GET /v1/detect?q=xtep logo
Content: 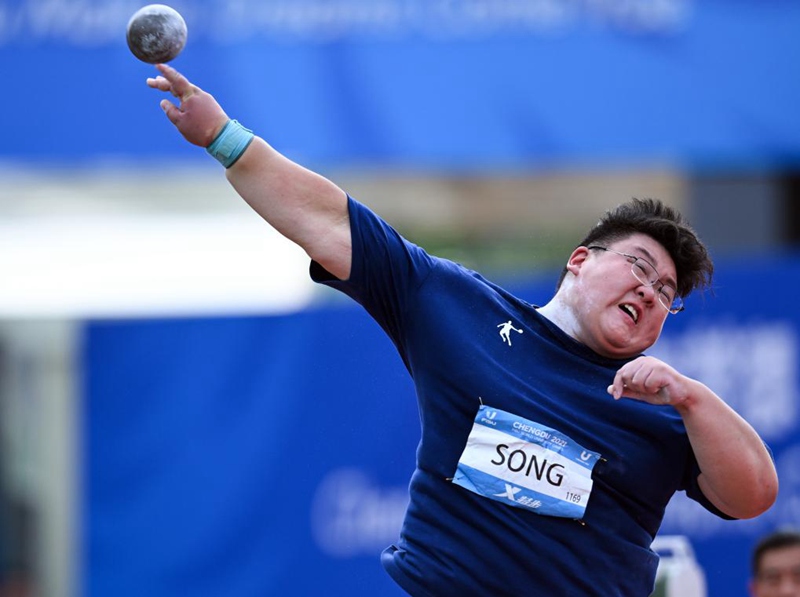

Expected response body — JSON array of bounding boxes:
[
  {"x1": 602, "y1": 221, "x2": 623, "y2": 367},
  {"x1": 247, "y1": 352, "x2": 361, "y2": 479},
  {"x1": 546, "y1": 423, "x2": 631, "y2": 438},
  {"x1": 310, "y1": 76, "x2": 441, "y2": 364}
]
[
  {"x1": 494, "y1": 483, "x2": 522, "y2": 502},
  {"x1": 497, "y1": 320, "x2": 523, "y2": 346}
]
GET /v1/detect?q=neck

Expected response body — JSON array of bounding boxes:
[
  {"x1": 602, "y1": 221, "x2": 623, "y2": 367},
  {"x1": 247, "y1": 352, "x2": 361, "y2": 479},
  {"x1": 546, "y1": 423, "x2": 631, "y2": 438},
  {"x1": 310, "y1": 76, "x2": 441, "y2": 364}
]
[{"x1": 537, "y1": 295, "x2": 581, "y2": 342}]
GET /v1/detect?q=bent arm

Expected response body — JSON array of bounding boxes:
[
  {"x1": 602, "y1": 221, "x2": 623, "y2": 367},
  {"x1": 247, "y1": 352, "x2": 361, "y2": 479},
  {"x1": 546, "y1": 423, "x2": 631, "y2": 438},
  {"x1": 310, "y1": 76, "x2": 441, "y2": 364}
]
[
  {"x1": 674, "y1": 380, "x2": 778, "y2": 519},
  {"x1": 147, "y1": 64, "x2": 351, "y2": 280},
  {"x1": 609, "y1": 356, "x2": 778, "y2": 519}
]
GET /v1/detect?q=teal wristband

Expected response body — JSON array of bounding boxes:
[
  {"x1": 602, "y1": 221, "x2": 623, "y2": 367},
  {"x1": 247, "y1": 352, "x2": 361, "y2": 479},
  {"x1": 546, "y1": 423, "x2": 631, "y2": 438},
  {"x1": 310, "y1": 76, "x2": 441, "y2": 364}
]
[{"x1": 206, "y1": 119, "x2": 255, "y2": 168}]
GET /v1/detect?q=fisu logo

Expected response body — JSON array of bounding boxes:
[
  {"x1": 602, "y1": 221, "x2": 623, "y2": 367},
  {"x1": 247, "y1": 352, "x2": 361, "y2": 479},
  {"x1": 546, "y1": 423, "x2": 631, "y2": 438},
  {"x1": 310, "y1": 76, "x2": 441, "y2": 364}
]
[{"x1": 481, "y1": 409, "x2": 499, "y2": 426}]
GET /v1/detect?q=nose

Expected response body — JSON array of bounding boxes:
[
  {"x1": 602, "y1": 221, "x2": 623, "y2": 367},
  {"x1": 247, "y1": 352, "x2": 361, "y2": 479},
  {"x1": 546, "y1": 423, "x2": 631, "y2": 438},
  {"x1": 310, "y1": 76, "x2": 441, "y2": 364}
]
[{"x1": 636, "y1": 283, "x2": 657, "y2": 304}]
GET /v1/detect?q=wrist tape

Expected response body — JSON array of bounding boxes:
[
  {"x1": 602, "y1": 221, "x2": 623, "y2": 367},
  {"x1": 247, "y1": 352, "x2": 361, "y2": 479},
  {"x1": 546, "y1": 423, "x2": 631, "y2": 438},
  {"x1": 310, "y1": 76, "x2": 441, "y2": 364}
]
[{"x1": 206, "y1": 119, "x2": 255, "y2": 168}]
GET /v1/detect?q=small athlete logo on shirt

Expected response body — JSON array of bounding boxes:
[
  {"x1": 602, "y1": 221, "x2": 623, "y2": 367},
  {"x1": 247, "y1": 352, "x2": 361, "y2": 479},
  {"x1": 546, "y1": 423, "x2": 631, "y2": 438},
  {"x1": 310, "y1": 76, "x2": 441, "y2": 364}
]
[{"x1": 497, "y1": 320, "x2": 523, "y2": 346}]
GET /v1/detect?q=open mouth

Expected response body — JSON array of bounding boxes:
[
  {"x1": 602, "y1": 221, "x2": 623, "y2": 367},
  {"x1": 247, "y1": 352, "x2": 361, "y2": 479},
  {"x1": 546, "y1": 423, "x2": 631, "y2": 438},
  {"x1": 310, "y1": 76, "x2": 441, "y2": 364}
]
[{"x1": 619, "y1": 303, "x2": 639, "y2": 323}]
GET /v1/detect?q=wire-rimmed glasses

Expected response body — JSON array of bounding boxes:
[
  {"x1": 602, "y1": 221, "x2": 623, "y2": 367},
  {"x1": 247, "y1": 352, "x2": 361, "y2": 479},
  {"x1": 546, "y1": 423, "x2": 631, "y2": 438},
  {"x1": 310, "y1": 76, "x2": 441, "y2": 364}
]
[{"x1": 587, "y1": 246, "x2": 684, "y2": 314}]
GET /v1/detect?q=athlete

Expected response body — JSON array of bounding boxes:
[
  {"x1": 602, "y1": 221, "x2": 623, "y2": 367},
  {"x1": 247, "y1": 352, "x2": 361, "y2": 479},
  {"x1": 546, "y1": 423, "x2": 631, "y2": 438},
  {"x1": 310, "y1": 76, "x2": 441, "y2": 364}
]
[{"x1": 147, "y1": 64, "x2": 778, "y2": 596}]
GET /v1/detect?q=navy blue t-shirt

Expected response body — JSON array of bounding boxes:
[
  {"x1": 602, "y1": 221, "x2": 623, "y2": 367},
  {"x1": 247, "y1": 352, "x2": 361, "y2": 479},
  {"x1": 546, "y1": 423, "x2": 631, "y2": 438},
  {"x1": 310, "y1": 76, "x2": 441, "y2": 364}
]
[{"x1": 312, "y1": 197, "x2": 730, "y2": 597}]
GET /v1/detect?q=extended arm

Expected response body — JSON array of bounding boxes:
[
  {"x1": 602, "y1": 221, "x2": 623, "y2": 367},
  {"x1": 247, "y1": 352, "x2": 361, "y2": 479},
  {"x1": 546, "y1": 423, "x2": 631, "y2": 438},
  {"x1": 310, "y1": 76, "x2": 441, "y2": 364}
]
[
  {"x1": 147, "y1": 64, "x2": 351, "y2": 280},
  {"x1": 609, "y1": 356, "x2": 778, "y2": 519}
]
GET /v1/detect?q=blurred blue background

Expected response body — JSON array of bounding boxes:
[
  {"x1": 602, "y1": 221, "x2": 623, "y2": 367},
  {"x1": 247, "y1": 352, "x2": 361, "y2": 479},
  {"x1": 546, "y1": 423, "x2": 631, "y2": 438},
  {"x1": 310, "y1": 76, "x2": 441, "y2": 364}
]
[
  {"x1": 1, "y1": 1, "x2": 800, "y2": 596},
  {"x1": 2, "y1": 0, "x2": 799, "y2": 170}
]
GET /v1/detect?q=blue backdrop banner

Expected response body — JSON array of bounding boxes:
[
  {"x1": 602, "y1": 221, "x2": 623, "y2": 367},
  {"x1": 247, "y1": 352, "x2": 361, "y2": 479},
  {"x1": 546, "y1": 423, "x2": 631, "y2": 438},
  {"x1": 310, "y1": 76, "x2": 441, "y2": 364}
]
[
  {"x1": 2, "y1": 0, "x2": 800, "y2": 169},
  {"x1": 83, "y1": 250, "x2": 800, "y2": 597}
]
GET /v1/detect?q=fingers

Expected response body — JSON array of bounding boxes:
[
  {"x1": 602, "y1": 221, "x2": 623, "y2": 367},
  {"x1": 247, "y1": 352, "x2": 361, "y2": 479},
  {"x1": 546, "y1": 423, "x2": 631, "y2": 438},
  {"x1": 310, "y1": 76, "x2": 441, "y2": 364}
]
[
  {"x1": 155, "y1": 63, "x2": 193, "y2": 100},
  {"x1": 608, "y1": 360, "x2": 642, "y2": 399},
  {"x1": 607, "y1": 377, "x2": 625, "y2": 400},
  {"x1": 146, "y1": 65, "x2": 196, "y2": 103},
  {"x1": 146, "y1": 75, "x2": 171, "y2": 91},
  {"x1": 159, "y1": 99, "x2": 181, "y2": 125},
  {"x1": 608, "y1": 357, "x2": 679, "y2": 404},
  {"x1": 610, "y1": 364, "x2": 649, "y2": 400},
  {"x1": 146, "y1": 64, "x2": 229, "y2": 147},
  {"x1": 608, "y1": 361, "x2": 637, "y2": 399},
  {"x1": 147, "y1": 64, "x2": 192, "y2": 126}
]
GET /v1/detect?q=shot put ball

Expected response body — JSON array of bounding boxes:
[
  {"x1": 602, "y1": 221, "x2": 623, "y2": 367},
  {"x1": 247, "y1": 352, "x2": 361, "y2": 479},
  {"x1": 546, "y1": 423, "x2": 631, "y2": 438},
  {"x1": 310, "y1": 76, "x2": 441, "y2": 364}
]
[{"x1": 126, "y1": 4, "x2": 187, "y2": 64}]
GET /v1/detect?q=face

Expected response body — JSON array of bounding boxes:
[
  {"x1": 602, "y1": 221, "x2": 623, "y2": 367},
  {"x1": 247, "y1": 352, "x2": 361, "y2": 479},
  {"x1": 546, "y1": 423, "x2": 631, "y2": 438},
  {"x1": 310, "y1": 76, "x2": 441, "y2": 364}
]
[
  {"x1": 562, "y1": 233, "x2": 676, "y2": 359},
  {"x1": 751, "y1": 545, "x2": 800, "y2": 597}
]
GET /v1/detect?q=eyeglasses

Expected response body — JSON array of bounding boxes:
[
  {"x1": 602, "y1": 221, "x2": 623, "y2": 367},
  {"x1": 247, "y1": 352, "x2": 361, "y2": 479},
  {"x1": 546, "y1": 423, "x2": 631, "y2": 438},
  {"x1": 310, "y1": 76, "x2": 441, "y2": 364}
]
[{"x1": 587, "y1": 246, "x2": 684, "y2": 314}]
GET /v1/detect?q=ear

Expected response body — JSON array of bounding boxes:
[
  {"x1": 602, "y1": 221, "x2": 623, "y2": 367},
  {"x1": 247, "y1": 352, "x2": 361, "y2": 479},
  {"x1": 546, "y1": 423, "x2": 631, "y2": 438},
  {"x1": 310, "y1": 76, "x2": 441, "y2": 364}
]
[{"x1": 565, "y1": 246, "x2": 591, "y2": 277}]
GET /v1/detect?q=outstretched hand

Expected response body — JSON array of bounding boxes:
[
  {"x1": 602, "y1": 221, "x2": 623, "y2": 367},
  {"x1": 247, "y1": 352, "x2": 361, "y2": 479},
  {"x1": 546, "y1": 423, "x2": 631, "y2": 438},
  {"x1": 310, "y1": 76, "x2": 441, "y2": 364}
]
[
  {"x1": 607, "y1": 355, "x2": 691, "y2": 408},
  {"x1": 146, "y1": 64, "x2": 229, "y2": 147}
]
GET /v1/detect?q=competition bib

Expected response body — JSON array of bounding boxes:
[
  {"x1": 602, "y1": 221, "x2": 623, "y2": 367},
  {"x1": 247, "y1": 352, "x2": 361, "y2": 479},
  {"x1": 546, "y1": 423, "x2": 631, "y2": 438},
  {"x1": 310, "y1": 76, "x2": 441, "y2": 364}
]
[{"x1": 452, "y1": 405, "x2": 601, "y2": 519}]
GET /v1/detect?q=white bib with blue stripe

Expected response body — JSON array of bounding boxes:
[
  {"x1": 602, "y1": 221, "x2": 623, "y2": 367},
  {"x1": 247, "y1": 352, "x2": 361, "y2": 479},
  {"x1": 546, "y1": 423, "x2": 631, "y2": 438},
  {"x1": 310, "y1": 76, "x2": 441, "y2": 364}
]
[{"x1": 453, "y1": 405, "x2": 601, "y2": 519}]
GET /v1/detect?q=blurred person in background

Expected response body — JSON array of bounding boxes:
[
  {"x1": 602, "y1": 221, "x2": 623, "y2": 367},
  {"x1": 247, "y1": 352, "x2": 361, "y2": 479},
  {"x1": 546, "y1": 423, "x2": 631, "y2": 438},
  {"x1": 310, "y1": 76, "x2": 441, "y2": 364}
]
[
  {"x1": 146, "y1": 64, "x2": 778, "y2": 597},
  {"x1": 750, "y1": 529, "x2": 800, "y2": 597}
]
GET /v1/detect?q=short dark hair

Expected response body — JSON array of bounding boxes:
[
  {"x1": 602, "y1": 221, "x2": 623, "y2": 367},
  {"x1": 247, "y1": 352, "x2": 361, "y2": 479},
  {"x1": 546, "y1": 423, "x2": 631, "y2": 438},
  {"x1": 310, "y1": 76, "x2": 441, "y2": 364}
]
[
  {"x1": 556, "y1": 198, "x2": 713, "y2": 297},
  {"x1": 752, "y1": 529, "x2": 800, "y2": 577}
]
